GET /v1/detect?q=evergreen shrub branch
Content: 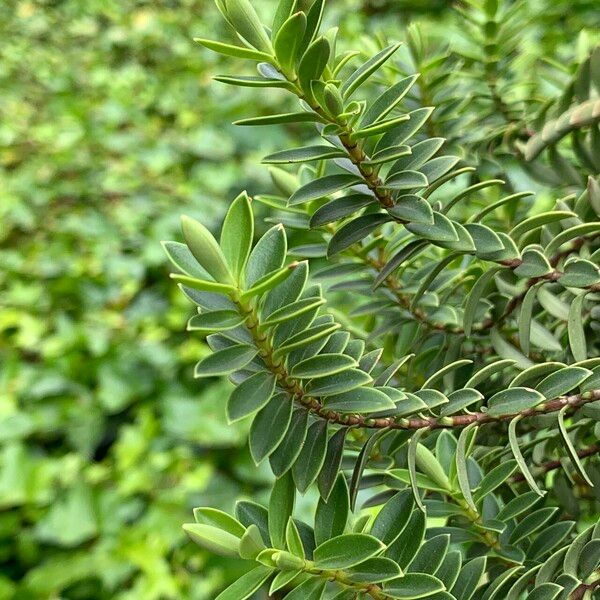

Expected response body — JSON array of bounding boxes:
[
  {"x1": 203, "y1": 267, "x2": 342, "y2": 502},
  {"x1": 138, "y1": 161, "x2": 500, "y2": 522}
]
[{"x1": 163, "y1": 1, "x2": 600, "y2": 598}]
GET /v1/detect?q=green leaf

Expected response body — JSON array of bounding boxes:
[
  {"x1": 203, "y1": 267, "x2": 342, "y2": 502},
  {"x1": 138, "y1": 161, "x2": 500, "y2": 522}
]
[
  {"x1": 317, "y1": 427, "x2": 348, "y2": 500},
  {"x1": 245, "y1": 224, "x2": 287, "y2": 288},
  {"x1": 239, "y1": 524, "x2": 266, "y2": 559},
  {"x1": 263, "y1": 297, "x2": 326, "y2": 327},
  {"x1": 183, "y1": 523, "x2": 240, "y2": 556},
  {"x1": 420, "y1": 156, "x2": 460, "y2": 182},
  {"x1": 365, "y1": 145, "x2": 412, "y2": 166},
  {"x1": 497, "y1": 491, "x2": 542, "y2": 521},
  {"x1": 391, "y1": 138, "x2": 445, "y2": 172},
  {"x1": 193, "y1": 508, "x2": 246, "y2": 537},
  {"x1": 376, "y1": 107, "x2": 434, "y2": 151},
  {"x1": 509, "y1": 508, "x2": 557, "y2": 544},
  {"x1": 313, "y1": 533, "x2": 385, "y2": 569},
  {"x1": 214, "y1": 75, "x2": 294, "y2": 89},
  {"x1": 389, "y1": 195, "x2": 434, "y2": 224},
  {"x1": 513, "y1": 249, "x2": 552, "y2": 278},
  {"x1": 456, "y1": 425, "x2": 477, "y2": 513},
  {"x1": 227, "y1": 372, "x2": 277, "y2": 423},
  {"x1": 508, "y1": 416, "x2": 545, "y2": 496},
  {"x1": 451, "y1": 557, "x2": 487, "y2": 600},
  {"x1": 384, "y1": 573, "x2": 445, "y2": 599},
  {"x1": 270, "y1": 408, "x2": 309, "y2": 476},
  {"x1": 370, "y1": 490, "x2": 414, "y2": 546},
  {"x1": 286, "y1": 518, "x2": 305, "y2": 558},
  {"x1": 463, "y1": 267, "x2": 502, "y2": 336},
  {"x1": 409, "y1": 534, "x2": 450, "y2": 574},
  {"x1": 386, "y1": 509, "x2": 425, "y2": 568},
  {"x1": 323, "y1": 387, "x2": 395, "y2": 412},
  {"x1": 407, "y1": 429, "x2": 426, "y2": 512},
  {"x1": 315, "y1": 473, "x2": 349, "y2": 546},
  {"x1": 162, "y1": 241, "x2": 211, "y2": 279},
  {"x1": 263, "y1": 145, "x2": 346, "y2": 164},
  {"x1": 509, "y1": 211, "x2": 577, "y2": 240},
  {"x1": 235, "y1": 500, "x2": 270, "y2": 545},
  {"x1": 181, "y1": 215, "x2": 233, "y2": 284},
  {"x1": 271, "y1": 0, "x2": 295, "y2": 39},
  {"x1": 214, "y1": 566, "x2": 274, "y2": 600},
  {"x1": 187, "y1": 310, "x2": 245, "y2": 334},
  {"x1": 354, "y1": 115, "x2": 411, "y2": 139},
  {"x1": 384, "y1": 170, "x2": 428, "y2": 191},
  {"x1": 282, "y1": 578, "x2": 326, "y2": 600},
  {"x1": 474, "y1": 461, "x2": 518, "y2": 500},
  {"x1": 406, "y1": 211, "x2": 458, "y2": 243},
  {"x1": 249, "y1": 393, "x2": 294, "y2": 464},
  {"x1": 327, "y1": 214, "x2": 390, "y2": 256},
  {"x1": 220, "y1": 192, "x2": 254, "y2": 281},
  {"x1": 269, "y1": 570, "x2": 302, "y2": 594},
  {"x1": 310, "y1": 194, "x2": 375, "y2": 228},
  {"x1": 544, "y1": 222, "x2": 600, "y2": 255},
  {"x1": 415, "y1": 443, "x2": 451, "y2": 491},
  {"x1": 291, "y1": 354, "x2": 357, "y2": 378},
  {"x1": 342, "y1": 43, "x2": 402, "y2": 98},
  {"x1": 568, "y1": 292, "x2": 588, "y2": 361},
  {"x1": 346, "y1": 557, "x2": 403, "y2": 583},
  {"x1": 292, "y1": 420, "x2": 328, "y2": 493},
  {"x1": 224, "y1": 0, "x2": 273, "y2": 53},
  {"x1": 536, "y1": 366, "x2": 592, "y2": 398},
  {"x1": 463, "y1": 223, "x2": 505, "y2": 254},
  {"x1": 361, "y1": 75, "x2": 419, "y2": 126},
  {"x1": 487, "y1": 387, "x2": 545, "y2": 417},
  {"x1": 274, "y1": 11, "x2": 306, "y2": 75},
  {"x1": 558, "y1": 405, "x2": 594, "y2": 486},
  {"x1": 518, "y1": 282, "x2": 542, "y2": 357},
  {"x1": 234, "y1": 111, "x2": 325, "y2": 126},
  {"x1": 241, "y1": 263, "x2": 297, "y2": 300},
  {"x1": 435, "y1": 551, "x2": 462, "y2": 591},
  {"x1": 440, "y1": 388, "x2": 483, "y2": 416},
  {"x1": 305, "y1": 369, "x2": 372, "y2": 396},
  {"x1": 525, "y1": 583, "x2": 562, "y2": 600},
  {"x1": 263, "y1": 260, "x2": 308, "y2": 317},
  {"x1": 298, "y1": 36, "x2": 330, "y2": 92},
  {"x1": 559, "y1": 258, "x2": 600, "y2": 287},
  {"x1": 289, "y1": 174, "x2": 363, "y2": 205},
  {"x1": 273, "y1": 322, "x2": 340, "y2": 359},
  {"x1": 269, "y1": 472, "x2": 295, "y2": 549},
  {"x1": 195, "y1": 38, "x2": 273, "y2": 61},
  {"x1": 194, "y1": 345, "x2": 257, "y2": 377},
  {"x1": 172, "y1": 274, "x2": 237, "y2": 295}
]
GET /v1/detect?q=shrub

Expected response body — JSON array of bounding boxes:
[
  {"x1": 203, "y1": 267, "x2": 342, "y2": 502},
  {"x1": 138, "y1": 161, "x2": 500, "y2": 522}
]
[{"x1": 166, "y1": 0, "x2": 600, "y2": 598}]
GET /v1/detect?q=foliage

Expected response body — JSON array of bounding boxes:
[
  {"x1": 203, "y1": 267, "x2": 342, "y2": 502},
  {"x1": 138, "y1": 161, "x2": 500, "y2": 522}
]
[{"x1": 168, "y1": 0, "x2": 600, "y2": 598}]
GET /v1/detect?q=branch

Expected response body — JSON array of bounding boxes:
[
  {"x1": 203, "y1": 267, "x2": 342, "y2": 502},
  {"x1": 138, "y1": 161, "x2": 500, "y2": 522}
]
[
  {"x1": 512, "y1": 444, "x2": 599, "y2": 482},
  {"x1": 237, "y1": 294, "x2": 600, "y2": 431}
]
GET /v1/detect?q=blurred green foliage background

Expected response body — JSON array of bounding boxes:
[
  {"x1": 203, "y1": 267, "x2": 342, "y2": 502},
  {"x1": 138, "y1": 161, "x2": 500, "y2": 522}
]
[{"x1": 1, "y1": 0, "x2": 598, "y2": 598}]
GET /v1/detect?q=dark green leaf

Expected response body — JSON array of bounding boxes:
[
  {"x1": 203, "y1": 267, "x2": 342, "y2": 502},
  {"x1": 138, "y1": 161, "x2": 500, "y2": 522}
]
[
  {"x1": 313, "y1": 533, "x2": 385, "y2": 569},
  {"x1": 250, "y1": 393, "x2": 294, "y2": 464},
  {"x1": 194, "y1": 345, "x2": 257, "y2": 377},
  {"x1": 292, "y1": 420, "x2": 328, "y2": 493}
]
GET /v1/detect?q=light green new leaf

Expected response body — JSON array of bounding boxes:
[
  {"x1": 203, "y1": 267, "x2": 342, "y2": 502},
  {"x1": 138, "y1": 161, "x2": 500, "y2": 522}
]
[
  {"x1": 224, "y1": 0, "x2": 273, "y2": 53},
  {"x1": 181, "y1": 215, "x2": 233, "y2": 284},
  {"x1": 220, "y1": 192, "x2": 254, "y2": 281},
  {"x1": 183, "y1": 523, "x2": 240, "y2": 556},
  {"x1": 215, "y1": 566, "x2": 274, "y2": 600}
]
